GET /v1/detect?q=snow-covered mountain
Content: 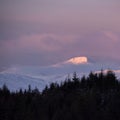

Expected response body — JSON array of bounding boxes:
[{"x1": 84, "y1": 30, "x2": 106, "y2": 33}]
[
  {"x1": 64, "y1": 56, "x2": 88, "y2": 64},
  {"x1": 0, "y1": 56, "x2": 120, "y2": 91},
  {"x1": 0, "y1": 73, "x2": 46, "y2": 91}
]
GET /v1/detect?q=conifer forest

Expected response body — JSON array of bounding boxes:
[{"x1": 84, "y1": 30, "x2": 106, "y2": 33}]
[{"x1": 0, "y1": 70, "x2": 120, "y2": 120}]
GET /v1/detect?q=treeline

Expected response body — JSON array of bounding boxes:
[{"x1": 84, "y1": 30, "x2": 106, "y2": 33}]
[{"x1": 0, "y1": 70, "x2": 120, "y2": 120}]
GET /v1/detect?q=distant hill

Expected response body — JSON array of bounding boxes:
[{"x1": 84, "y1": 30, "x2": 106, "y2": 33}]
[{"x1": 0, "y1": 56, "x2": 120, "y2": 91}]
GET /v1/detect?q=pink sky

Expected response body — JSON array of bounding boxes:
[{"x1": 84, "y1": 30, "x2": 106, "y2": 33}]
[{"x1": 0, "y1": 0, "x2": 120, "y2": 69}]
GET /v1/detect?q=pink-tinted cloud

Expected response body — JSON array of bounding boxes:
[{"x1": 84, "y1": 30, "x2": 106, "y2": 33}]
[
  {"x1": 0, "y1": 0, "x2": 120, "y2": 69},
  {"x1": 0, "y1": 31, "x2": 120, "y2": 68},
  {"x1": 1, "y1": 34, "x2": 78, "y2": 55},
  {"x1": 103, "y1": 31, "x2": 119, "y2": 42}
]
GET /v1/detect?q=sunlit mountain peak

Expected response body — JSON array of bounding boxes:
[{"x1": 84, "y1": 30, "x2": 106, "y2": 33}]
[{"x1": 66, "y1": 57, "x2": 88, "y2": 65}]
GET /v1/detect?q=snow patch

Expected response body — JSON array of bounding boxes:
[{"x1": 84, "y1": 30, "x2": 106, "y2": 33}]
[{"x1": 65, "y1": 57, "x2": 88, "y2": 65}]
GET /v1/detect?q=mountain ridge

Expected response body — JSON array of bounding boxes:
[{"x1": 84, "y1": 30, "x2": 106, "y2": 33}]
[{"x1": 0, "y1": 56, "x2": 120, "y2": 91}]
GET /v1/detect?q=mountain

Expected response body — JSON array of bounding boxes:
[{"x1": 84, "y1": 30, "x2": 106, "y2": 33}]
[
  {"x1": 0, "y1": 73, "x2": 46, "y2": 91},
  {"x1": 64, "y1": 56, "x2": 88, "y2": 64},
  {"x1": 0, "y1": 56, "x2": 120, "y2": 91},
  {"x1": 52, "y1": 56, "x2": 88, "y2": 67}
]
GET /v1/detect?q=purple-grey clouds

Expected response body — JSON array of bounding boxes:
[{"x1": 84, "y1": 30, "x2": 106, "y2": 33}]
[{"x1": 0, "y1": 0, "x2": 120, "y2": 70}]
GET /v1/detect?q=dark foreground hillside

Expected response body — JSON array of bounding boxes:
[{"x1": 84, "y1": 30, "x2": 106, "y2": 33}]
[{"x1": 0, "y1": 70, "x2": 120, "y2": 120}]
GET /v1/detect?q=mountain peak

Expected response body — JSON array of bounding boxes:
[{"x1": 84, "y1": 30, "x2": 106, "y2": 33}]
[{"x1": 66, "y1": 57, "x2": 88, "y2": 65}]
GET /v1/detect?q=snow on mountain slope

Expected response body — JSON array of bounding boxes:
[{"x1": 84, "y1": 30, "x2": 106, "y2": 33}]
[
  {"x1": 52, "y1": 56, "x2": 89, "y2": 67},
  {"x1": 0, "y1": 56, "x2": 120, "y2": 91},
  {"x1": 0, "y1": 66, "x2": 68, "y2": 91},
  {"x1": 65, "y1": 56, "x2": 88, "y2": 64},
  {"x1": 0, "y1": 73, "x2": 46, "y2": 91}
]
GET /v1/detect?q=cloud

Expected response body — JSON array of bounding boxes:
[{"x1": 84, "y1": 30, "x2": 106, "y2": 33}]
[
  {"x1": 0, "y1": 0, "x2": 120, "y2": 70},
  {"x1": 4, "y1": 34, "x2": 78, "y2": 53},
  {"x1": 103, "y1": 31, "x2": 119, "y2": 41},
  {"x1": 0, "y1": 31, "x2": 120, "y2": 68}
]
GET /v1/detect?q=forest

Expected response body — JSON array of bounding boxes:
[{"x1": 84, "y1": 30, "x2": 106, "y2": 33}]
[{"x1": 0, "y1": 70, "x2": 120, "y2": 120}]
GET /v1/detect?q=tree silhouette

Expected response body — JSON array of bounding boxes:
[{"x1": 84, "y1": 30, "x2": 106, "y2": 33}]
[{"x1": 0, "y1": 70, "x2": 120, "y2": 120}]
